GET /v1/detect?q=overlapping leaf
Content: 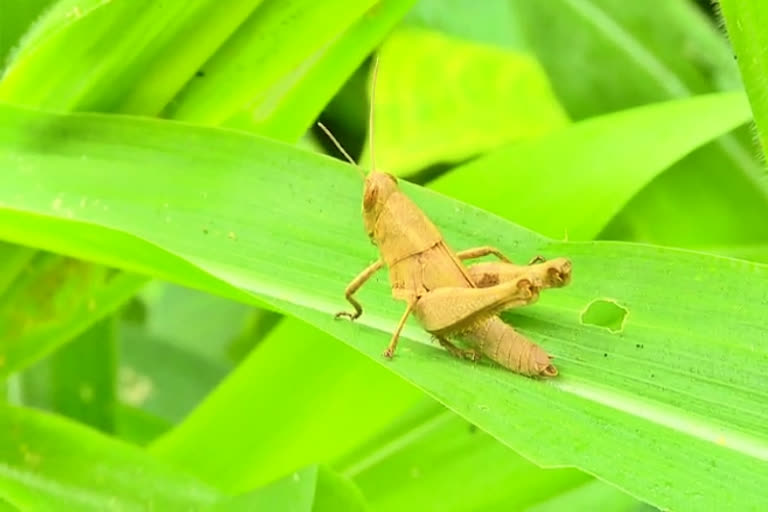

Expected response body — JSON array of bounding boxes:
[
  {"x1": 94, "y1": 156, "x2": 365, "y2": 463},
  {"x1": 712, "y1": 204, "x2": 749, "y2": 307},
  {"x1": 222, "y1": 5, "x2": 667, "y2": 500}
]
[
  {"x1": 720, "y1": 0, "x2": 768, "y2": 157},
  {"x1": 0, "y1": 104, "x2": 765, "y2": 509},
  {"x1": 0, "y1": 405, "x2": 220, "y2": 511}
]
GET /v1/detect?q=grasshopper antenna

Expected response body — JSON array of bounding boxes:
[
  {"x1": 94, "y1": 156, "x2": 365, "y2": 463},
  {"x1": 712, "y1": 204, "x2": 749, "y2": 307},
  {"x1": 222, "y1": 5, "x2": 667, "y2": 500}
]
[
  {"x1": 369, "y1": 54, "x2": 379, "y2": 173},
  {"x1": 316, "y1": 122, "x2": 364, "y2": 179},
  {"x1": 316, "y1": 53, "x2": 379, "y2": 180}
]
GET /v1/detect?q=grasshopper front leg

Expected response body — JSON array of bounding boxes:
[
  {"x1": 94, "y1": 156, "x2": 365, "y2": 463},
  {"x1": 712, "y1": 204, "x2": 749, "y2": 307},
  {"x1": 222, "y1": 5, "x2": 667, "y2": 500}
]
[{"x1": 335, "y1": 259, "x2": 383, "y2": 320}]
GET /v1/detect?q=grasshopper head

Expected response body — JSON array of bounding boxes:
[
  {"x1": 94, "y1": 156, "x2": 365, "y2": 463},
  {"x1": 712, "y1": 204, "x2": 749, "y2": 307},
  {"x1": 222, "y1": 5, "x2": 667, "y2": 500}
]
[{"x1": 362, "y1": 171, "x2": 399, "y2": 237}]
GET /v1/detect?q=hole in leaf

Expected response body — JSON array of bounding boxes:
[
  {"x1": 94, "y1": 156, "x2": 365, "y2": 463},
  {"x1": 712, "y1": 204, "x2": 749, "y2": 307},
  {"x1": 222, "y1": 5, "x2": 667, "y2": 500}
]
[{"x1": 580, "y1": 299, "x2": 628, "y2": 333}]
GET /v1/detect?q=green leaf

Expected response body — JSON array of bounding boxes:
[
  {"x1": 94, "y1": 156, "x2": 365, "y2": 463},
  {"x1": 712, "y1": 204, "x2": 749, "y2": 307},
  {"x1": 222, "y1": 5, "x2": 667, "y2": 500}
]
[
  {"x1": 269, "y1": 246, "x2": 768, "y2": 511},
  {"x1": 0, "y1": 0, "x2": 414, "y2": 392},
  {"x1": 1, "y1": 0, "x2": 257, "y2": 383},
  {"x1": 135, "y1": 281, "x2": 251, "y2": 365},
  {"x1": 696, "y1": 244, "x2": 768, "y2": 265},
  {"x1": 203, "y1": 465, "x2": 367, "y2": 512},
  {"x1": 505, "y1": 0, "x2": 768, "y2": 246},
  {"x1": 0, "y1": 404, "x2": 220, "y2": 511},
  {"x1": 0, "y1": 243, "x2": 35, "y2": 297},
  {"x1": 1, "y1": 0, "x2": 413, "y2": 140},
  {"x1": 220, "y1": 0, "x2": 418, "y2": 141},
  {"x1": 411, "y1": 1, "x2": 765, "y2": 247},
  {"x1": 340, "y1": 402, "x2": 597, "y2": 511},
  {"x1": 430, "y1": 92, "x2": 752, "y2": 239},
  {"x1": 509, "y1": 0, "x2": 742, "y2": 117},
  {"x1": 0, "y1": 252, "x2": 147, "y2": 379},
  {"x1": 525, "y1": 478, "x2": 655, "y2": 512},
  {"x1": 0, "y1": 104, "x2": 766, "y2": 510},
  {"x1": 225, "y1": 307, "x2": 283, "y2": 362},
  {"x1": 166, "y1": 0, "x2": 379, "y2": 126},
  {"x1": 18, "y1": 317, "x2": 117, "y2": 432},
  {"x1": 403, "y1": 0, "x2": 526, "y2": 49},
  {"x1": 0, "y1": 0, "x2": 54, "y2": 67},
  {"x1": 150, "y1": 319, "x2": 422, "y2": 492},
  {"x1": 0, "y1": 497, "x2": 20, "y2": 512},
  {"x1": 367, "y1": 27, "x2": 567, "y2": 175},
  {"x1": 719, "y1": 0, "x2": 768, "y2": 157},
  {"x1": 0, "y1": 0, "x2": 264, "y2": 113},
  {"x1": 119, "y1": 323, "x2": 230, "y2": 423},
  {"x1": 156, "y1": 3, "x2": 426, "y2": 477},
  {"x1": 113, "y1": 403, "x2": 172, "y2": 445}
]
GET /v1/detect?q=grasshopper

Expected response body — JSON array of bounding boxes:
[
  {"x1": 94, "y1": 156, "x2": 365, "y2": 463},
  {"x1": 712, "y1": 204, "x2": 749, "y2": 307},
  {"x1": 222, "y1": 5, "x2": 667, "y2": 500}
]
[{"x1": 322, "y1": 58, "x2": 571, "y2": 377}]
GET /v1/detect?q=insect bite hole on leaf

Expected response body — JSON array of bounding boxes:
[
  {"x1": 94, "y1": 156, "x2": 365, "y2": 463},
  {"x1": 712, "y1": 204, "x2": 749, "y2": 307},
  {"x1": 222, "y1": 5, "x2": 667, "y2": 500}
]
[{"x1": 580, "y1": 298, "x2": 628, "y2": 333}]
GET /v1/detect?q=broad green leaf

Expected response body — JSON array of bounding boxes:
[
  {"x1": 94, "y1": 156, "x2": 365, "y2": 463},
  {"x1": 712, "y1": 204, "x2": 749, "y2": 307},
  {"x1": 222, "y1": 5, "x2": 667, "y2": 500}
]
[
  {"x1": 268, "y1": 246, "x2": 768, "y2": 512},
  {"x1": 225, "y1": 307, "x2": 283, "y2": 361},
  {"x1": 116, "y1": 282, "x2": 246, "y2": 427},
  {"x1": 1, "y1": 0, "x2": 414, "y2": 140},
  {"x1": 366, "y1": 27, "x2": 567, "y2": 175},
  {"x1": 0, "y1": 2, "x2": 418, "y2": 448},
  {"x1": 0, "y1": 105, "x2": 766, "y2": 509},
  {"x1": 598, "y1": 137, "x2": 768, "y2": 246},
  {"x1": 697, "y1": 244, "x2": 768, "y2": 265},
  {"x1": 136, "y1": 281, "x2": 250, "y2": 365},
  {"x1": 113, "y1": 403, "x2": 172, "y2": 445},
  {"x1": 0, "y1": 0, "x2": 258, "y2": 382},
  {"x1": 1, "y1": 0, "x2": 413, "y2": 462},
  {"x1": 340, "y1": 402, "x2": 596, "y2": 511},
  {"x1": 719, "y1": 0, "x2": 768, "y2": 157},
  {"x1": 0, "y1": 499, "x2": 19, "y2": 512},
  {"x1": 526, "y1": 479, "x2": 655, "y2": 512},
  {"x1": 202, "y1": 465, "x2": 367, "y2": 512},
  {"x1": 403, "y1": 0, "x2": 525, "y2": 50},
  {"x1": 0, "y1": 0, "x2": 54, "y2": 66},
  {"x1": 2, "y1": 0, "x2": 426, "y2": 477},
  {"x1": 164, "y1": 2, "x2": 426, "y2": 481},
  {"x1": 0, "y1": 404, "x2": 220, "y2": 511},
  {"x1": 119, "y1": 323, "x2": 230, "y2": 423},
  {"x1": 408, "y1": 1, "x2": 766, "y2": 246},
  {"x1": 430, "y1": 92, "x2": 752, "y2": 239},
  {"x1": 505, "y1": 0, "x2": 768, "y2": 246},
  {"x1": 166, "y1": 0, "x2": 379, "y2": 125},
  {"x1": 0, "y1": 0, "x2": 264, "y2": 113},
  {"x1": 509, "y1": 0, "x2": 742, "y2": 117},
  {"x1": 18, "y1": 318, "x2": 117, "y2": 432},
  {"x1": 222, "y1": 0, "x2": 418, "y2": 141},
  {"x1": 0, "y1": 205, "x2": 259, "y2": 308},
  {"x1": 0, "y1": 252, "x2": 146, "y2": 379},
  {"x1": 0, "y1": 243, "x2": 35, "y2": 297},
  {"x1": 1, "y1": 7, "x2": 427, "y2": 508},
  {"x1": 131, "y1": 287, "x2": 422, "y2": 490},
  {"x1": 150, "y1": 319, "x2": 422, "y2": 492}
]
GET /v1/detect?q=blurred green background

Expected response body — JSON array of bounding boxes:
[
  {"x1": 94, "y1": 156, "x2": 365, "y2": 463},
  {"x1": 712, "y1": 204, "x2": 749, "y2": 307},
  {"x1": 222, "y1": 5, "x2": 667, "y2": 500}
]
[{"x1": 1, "y1": 0, "x2": 767, "y2": 510}]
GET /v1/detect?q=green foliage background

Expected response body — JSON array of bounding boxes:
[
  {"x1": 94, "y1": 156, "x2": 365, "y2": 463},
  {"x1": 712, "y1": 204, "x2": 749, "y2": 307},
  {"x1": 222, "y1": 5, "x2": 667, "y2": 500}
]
[{"x1": 0, "y1": 1, "x2": 767, "y2": 510}]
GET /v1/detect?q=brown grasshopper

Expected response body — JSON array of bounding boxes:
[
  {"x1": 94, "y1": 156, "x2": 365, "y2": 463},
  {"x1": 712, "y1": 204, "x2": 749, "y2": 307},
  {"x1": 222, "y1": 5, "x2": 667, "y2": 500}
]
[{"x1": 321, "y1": 58, "x2": 571, "y2": 377}]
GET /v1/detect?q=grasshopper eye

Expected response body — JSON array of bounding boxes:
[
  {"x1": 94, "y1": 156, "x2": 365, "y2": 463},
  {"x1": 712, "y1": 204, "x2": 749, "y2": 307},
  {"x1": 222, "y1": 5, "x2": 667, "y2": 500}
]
[{"x1": 363, "y1": 186, "x2": 378, "y2": 210}]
